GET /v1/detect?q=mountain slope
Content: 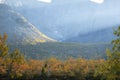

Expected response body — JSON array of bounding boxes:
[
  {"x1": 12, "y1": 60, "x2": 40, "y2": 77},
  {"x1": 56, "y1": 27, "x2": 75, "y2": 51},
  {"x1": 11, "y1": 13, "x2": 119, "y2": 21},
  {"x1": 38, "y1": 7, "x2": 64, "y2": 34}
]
[
  {"x1": 0, "y1": 4, "x2": 56, "y2": 44},
  {"x1": 64, "y1": 27, "x2": 116, "y2": 43}
]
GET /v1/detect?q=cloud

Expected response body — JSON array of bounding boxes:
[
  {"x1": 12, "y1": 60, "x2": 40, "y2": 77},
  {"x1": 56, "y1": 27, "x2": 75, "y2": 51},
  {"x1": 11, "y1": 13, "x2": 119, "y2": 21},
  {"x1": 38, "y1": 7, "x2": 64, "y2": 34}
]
[
  {"x1": 90, "y1": 0, "x2": 104, "y2": 4},
  {"x1": 37, "y1": 0, "x2": 51, "y2": 3}
]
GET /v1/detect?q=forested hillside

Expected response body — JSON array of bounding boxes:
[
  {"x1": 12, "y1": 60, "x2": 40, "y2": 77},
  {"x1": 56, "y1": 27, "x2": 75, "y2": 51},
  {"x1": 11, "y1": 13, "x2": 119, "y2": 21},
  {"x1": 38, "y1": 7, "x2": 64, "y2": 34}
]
[{"x1": 9, "y1": 42, "x2": 112, "y2": 60}]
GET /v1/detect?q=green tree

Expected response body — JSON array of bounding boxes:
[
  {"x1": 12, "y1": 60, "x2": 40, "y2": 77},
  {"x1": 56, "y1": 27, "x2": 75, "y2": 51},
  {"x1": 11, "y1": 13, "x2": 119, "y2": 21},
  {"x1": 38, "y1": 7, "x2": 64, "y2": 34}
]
[
  {"x1": 95, "y1": 26, "x2": 120, "y2": 80},
  {"x1": 112, "y1": 26, "x2": 120, "y2": 51},
  {"x1": 0, "y1": 34, "x2": 8, "y2": 78},
  {"x1": 0, "y1": 33, "x2": 8, "y2": 57}
]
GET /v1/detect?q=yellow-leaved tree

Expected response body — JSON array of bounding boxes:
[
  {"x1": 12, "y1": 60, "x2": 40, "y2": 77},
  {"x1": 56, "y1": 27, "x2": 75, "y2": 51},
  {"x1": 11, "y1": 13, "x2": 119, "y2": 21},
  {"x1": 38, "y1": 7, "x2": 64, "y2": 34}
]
[{"x1": 0, "y1": 34, "x2": 26, "y2": 79}]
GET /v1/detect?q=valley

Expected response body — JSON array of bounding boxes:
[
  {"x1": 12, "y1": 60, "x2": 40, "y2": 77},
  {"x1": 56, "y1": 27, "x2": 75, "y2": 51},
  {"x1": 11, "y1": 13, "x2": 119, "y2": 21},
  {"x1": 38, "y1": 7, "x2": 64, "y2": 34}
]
[{"x1": 0, "y1": 0, "x2": 120, "y2": 80}]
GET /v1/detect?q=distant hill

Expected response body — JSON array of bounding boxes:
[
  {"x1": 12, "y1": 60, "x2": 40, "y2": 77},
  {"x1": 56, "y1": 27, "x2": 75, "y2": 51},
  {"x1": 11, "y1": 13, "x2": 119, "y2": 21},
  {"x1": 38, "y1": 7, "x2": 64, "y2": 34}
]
[
  {"x1": 0, "y1": 4, "x2": 56, "y2": 44},
  {"x1": 64, "y1": 27, "x2": 116, "y2": 43}
]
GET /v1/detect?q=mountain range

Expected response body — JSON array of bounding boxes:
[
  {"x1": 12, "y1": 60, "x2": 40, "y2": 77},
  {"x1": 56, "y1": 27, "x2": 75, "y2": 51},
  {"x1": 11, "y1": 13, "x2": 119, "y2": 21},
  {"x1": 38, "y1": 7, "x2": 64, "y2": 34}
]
[
  {"x1": 0, "y1": 1, "x2": 116, "y2": 60},
  {"x1": 0, "y1": 0, "x2": 120, "y2": 43},
  {"x1": 1, "y1": 0, "x2": 120, "y2": 42},
  {"x1": 0, "y1": 4, "x2": 55, "y2": 44}
]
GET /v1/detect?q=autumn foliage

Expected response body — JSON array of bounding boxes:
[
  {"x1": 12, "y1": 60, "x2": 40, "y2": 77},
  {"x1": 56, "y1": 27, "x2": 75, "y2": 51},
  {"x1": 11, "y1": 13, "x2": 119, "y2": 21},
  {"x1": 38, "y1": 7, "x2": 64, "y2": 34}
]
[
  {"x1": 0, "y1": 34, "x2": 104, "y2": 80},
  {"x1": 0, "y1": 31, "x2": 120, "y2": 80}
]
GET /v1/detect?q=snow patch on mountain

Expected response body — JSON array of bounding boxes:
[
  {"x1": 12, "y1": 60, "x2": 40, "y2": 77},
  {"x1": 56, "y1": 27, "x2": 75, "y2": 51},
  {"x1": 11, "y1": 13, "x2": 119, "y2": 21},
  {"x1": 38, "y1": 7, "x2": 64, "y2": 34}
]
[
  {"x1": 37, "y1": 0, "x2": 51, "y2": 3},
  {"x1": 90, "y1": 0, "x2": 104, "y2": 4}
]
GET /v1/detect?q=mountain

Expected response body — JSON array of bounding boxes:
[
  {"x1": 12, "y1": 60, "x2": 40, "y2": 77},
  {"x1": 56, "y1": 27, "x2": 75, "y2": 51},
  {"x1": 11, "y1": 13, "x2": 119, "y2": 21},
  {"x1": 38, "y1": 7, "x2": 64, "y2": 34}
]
[
  {"x1": 2, "y1": 0, "x2": 120, "y2": 41},
  {"x1": 64, "y1": 27, "x2": 116, "y2": 43},
  {"x1": 0, "y1": 0, "x2": 45, "y2": 8},
  {"x1": 0, "y1": 4, "x2": 56, "y2": 44}
]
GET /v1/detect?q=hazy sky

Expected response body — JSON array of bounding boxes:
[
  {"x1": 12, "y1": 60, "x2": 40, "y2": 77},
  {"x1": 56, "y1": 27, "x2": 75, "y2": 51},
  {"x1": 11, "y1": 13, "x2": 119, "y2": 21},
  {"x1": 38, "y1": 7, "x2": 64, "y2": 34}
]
[
  {"x1": 0, "y1": 0, "x2": 106, "y2": 7},
  {"x1": 37, "y1": 0, "x2": 105, "y2": 4},
  {"x1": 0, "y1": 0, "x2": 52, "y2": 3}
]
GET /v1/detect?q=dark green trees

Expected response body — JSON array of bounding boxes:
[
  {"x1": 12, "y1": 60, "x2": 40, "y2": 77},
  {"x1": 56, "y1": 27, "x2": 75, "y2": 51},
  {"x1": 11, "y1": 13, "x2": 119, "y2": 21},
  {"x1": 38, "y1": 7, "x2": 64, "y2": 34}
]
[{"x1": 108, "y1": 26, "x2": 120, "y2": 80}]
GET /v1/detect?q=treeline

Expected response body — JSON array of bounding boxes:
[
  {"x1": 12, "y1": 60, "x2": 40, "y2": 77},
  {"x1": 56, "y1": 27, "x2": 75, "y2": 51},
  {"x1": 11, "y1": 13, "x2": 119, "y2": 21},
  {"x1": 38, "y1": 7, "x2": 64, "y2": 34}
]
[
  {"x1": 0, "y1": 27, "x2": 120, "y2": 80},
  {"x1": 9, "y1": 42, "x2": 111, "y2": 60},
  {"x1": 0, "y1": 54, "x2": 104, "y2": 80}
]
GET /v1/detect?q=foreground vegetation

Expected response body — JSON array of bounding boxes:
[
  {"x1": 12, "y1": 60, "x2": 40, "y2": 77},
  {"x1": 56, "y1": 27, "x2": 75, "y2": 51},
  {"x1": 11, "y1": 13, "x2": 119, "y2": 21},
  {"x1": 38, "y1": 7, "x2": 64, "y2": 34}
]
[{"x1": 0, "y1": 27, "x2": 120, "y2": 80}]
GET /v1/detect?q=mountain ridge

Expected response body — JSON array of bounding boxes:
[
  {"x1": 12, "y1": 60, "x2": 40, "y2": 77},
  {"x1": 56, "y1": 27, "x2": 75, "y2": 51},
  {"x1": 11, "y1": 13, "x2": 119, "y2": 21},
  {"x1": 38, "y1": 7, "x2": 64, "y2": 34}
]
[{"x1": 64, "y1": 27, "x2": 116, "y2": 43}]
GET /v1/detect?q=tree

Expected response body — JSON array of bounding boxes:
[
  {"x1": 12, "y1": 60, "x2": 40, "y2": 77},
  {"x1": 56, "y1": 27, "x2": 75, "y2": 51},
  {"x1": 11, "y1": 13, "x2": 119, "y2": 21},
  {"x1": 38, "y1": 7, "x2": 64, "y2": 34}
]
[
  {"x1": 0, "y1": 33, "x2": 8, "y2": 57},
  {"x1": 0, "y1": 34, "x2": 26, "y2": 79},
  {"x1": 112, "y1": 26, "x2": 120, "y2": 51},
  {"x1": 6, "y1": 49, "x2": 25, "y2": 79},
  {"x1": 95, "y1": 26, "x2": 120, "y2": 80},
  {"x1": 0, "y1": 34, "x2": 8, "y2": 78}
]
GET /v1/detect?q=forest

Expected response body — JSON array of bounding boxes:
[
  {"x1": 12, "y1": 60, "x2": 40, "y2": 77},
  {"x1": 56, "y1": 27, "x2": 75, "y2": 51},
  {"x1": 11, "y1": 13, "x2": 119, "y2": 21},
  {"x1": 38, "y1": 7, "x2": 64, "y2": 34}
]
[
  {"x1": 0, "y1": 27, "x2": 120, "y2": 80},
  {"x1": 9, "y1": 42, "x2": 112, "y2": 60}
]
